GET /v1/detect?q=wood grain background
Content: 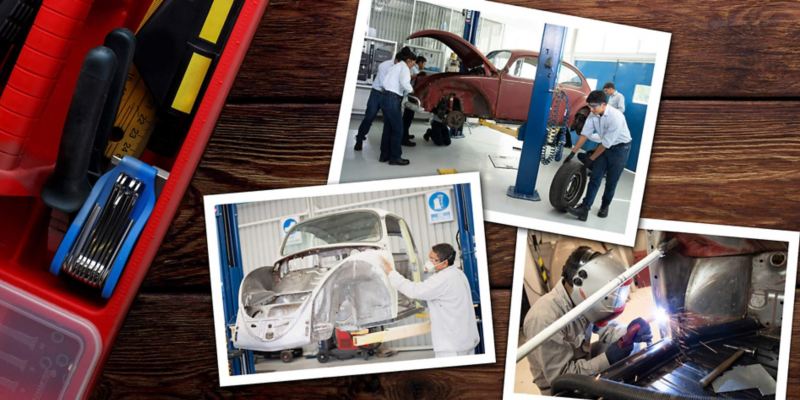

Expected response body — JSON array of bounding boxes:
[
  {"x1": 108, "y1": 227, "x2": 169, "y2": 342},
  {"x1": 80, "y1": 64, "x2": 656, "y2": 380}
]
[{"x1": 91, "y1": 1, "x2": 800, "y2": 398}]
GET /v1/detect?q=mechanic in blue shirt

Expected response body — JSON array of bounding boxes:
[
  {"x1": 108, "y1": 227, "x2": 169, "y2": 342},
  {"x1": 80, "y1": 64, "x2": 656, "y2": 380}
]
[
  {"x1": 379, "y1": 50, "x2": 416, "y2": 165},
  {"x1": 603, "y1": 82, "x2": 625, "y2": 113},
  {"x1": 401, "y1": 55, "x2": 428, "y2": 147},
  {"x1": 563, "y1": 90, "x2": 632, "y2": 221},
  {"x1": 355, "y1": 47, "x2": 414, "y2": 151}
]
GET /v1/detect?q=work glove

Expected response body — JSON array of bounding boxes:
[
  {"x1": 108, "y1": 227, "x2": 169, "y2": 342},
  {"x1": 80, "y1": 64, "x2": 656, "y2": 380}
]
[
  {"x1": 604, "y1": 339, "x2": 633, "y2": 365},
  {"x1": 563, "y1": 152, "x2": 575, "y2": 163},
  {"x1": 628, "y1": 318, "x2": 653, "y2": 343},
  {"x1": 581, "y1": 156, "x2": 594, "y2": 169}
]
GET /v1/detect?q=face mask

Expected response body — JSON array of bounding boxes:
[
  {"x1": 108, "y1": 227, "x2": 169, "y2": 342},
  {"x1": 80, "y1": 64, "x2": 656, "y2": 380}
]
[{"x1": 424, "y1": 260, "x2": 438, "y2": 273}]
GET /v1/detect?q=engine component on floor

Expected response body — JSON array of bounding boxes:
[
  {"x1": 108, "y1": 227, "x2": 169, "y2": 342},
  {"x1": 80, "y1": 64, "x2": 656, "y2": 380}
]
[{"x1": 446, "y1": 110, "x2": 466, "y2": 129}]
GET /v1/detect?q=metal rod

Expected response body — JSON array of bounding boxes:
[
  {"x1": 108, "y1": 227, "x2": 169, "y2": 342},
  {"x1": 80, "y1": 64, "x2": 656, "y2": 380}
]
[{"x1": 516, "y1": 238, "x2": 678, "y2": 362}]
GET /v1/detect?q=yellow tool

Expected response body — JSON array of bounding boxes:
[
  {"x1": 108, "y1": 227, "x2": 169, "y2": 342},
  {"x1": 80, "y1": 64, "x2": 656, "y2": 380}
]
[
  {"x1": 103, "y1": 0, "x2": 162, "y2": 159},
  {"x1": 437, "y1": 168, "x2": 458, "y2": 174},
  {"x1": 105, "y1": 0, "x2": 239, "y2": 158}
]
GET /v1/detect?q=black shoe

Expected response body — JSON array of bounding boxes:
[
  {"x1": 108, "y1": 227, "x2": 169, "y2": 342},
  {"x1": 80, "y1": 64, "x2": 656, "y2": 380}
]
[
  {"x1": 388, "y1": 158, "x2": 410, "y2": 165},
  {"x1": 598, "y1": 206, "x2": 609, "y2": 218},
  {"x1": 424, "y1": 130, "x2": 431, "y2": 142},
  {"x1": 354, "y1": 140, "x2": 363, "y2": 151},
  {"x1": 567, "y1": 204, "x2": 589, "y2": 221},
  {"x1": 379, "y1": 156, "x2": 389, "y2": 162},
  {"x1": 402, "y1": 140, "x2": 416, "y2": 147},
  {"x1": 408, "y1": 134, "x2": 415, "y2": 139}
]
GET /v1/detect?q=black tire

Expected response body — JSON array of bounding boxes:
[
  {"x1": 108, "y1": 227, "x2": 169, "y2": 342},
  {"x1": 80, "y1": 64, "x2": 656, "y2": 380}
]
[
  {"x1": 280, "y1": 350, "x2": 293, "y2": 363},
  {"x1": 549, "y1": 162, "x2": 588, "y2": 212},
  {"x1": 317, "y1": 353, "x2": 330, "y2": 363}
]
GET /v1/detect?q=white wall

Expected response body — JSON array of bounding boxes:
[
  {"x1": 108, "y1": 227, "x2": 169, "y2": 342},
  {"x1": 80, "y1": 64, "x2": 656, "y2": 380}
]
[{"x1": 569, "y1": 27, "x2": 659, "y2": 63}]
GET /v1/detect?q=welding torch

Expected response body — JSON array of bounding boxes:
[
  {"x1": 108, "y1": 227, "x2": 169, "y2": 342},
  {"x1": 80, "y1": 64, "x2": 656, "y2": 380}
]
[{"x1": 516, "y1": 238, "x2": 678, "y2": 362}]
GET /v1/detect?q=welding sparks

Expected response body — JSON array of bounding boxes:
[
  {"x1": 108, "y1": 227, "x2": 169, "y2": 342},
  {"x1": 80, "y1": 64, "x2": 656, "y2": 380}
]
[{"x1": 653, "y1": 307, "x2": 670, "y2": 326}]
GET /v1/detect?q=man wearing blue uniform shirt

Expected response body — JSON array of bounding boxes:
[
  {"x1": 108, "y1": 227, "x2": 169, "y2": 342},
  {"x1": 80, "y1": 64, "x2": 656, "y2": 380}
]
[
  {"x1": 401, "y1": 55, "x2": 427, "y2": 147},
  {"x1": 379, "y1": 50, "x2": 416, "y2": 165},
  {"x1": 603, "y1": 82, "x2": 625, "y2": 114},
  {"x1": 355, "y1": 47, "x2": 413, "y2": 151},
  {"x1": 563, "y1": 90, "x2": 632, "y2": 221}
]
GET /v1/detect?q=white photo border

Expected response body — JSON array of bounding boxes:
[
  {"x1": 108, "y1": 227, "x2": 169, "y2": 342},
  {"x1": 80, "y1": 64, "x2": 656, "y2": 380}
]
[
  {"x1": 203, "y1": 172, "x2": 496, "y2": 387},
  {"x1": 503, "y1": 221, "x2": 799, "y2": 400},
  {"x1": 326, "y1": 0, "x2": 672, "y2": 247}
]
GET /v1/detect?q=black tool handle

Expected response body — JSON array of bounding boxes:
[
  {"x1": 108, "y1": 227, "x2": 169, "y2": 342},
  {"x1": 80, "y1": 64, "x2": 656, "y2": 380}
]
[
  {"x1": 90, "y1": 28, "x2": 136, "y2": 175},
  {"x1": 42, "y1": 46, "x2": 117, "y2": 213}
]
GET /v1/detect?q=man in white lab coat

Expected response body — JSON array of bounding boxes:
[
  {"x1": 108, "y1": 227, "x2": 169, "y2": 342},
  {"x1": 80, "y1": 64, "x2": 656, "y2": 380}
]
[{"x1": 381, "y1": 243, "x2": 480, "y2": 358}]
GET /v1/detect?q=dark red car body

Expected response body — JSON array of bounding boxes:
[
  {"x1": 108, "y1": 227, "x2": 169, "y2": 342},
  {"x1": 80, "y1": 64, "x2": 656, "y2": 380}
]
[{"x1": 409, "y1": 30, "x2": 591, "y2": 126}]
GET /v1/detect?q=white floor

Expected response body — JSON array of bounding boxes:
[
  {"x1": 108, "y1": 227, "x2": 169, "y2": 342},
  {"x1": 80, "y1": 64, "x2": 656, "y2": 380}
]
[
  {"x1": 338, "y1": 117, "x2": 634, "y2": 235},
  {"x1": 254, "y1": 348, "x2": 435, "y2": 373}
]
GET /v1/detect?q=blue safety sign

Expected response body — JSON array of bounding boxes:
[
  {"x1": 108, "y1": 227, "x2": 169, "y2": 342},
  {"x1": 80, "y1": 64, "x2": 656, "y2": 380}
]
[{"x1": 426, "y1": 190, "x2": 453, "y2": 223}]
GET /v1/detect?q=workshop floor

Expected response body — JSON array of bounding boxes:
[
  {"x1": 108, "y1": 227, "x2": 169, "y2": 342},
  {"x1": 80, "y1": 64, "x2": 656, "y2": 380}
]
[
  {"x1": 514, "y1": 286, "x2": 659, "y2": 395},
  {"x1": 338, "y1": 117, "x2": 635, "y2": 236},
  {"x1": 254, "y1": 348, "x2": 435, "y2": 373}
]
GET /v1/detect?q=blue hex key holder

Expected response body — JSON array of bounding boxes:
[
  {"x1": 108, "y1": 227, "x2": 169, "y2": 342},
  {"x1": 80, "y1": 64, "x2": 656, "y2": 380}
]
[{"x1": 51, "y1": 156, "x2": 158, "y2": 298}]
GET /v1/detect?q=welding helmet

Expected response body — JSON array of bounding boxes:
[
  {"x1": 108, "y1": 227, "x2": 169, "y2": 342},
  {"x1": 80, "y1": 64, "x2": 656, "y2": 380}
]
[{"x1": 563, "y1": 247, "x2": 630, "y2": 325}]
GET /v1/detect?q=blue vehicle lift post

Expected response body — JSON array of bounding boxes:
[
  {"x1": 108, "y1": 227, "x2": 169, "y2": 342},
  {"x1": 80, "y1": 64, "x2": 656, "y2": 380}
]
[
  {"x1": 462, "y1": 9, "x2": 480, "y2": 45},
  {"x1": 216, "y1": 204, "x2": 255, "y2": 375},
  {"x1": 460, "y1": 10, "x2": 480, "y2": 74},
  {"x1": 453, "y1": 183, "x2": 484, "y2": 354},
  {"x1": 507, "y1": 24, "x2": 568, "y2": 201}
]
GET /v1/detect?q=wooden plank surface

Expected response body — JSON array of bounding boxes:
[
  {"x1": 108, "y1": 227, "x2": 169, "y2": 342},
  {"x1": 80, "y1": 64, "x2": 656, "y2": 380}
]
[
  {"x1": 231, "y1": 1, "x2": 800, "y2": 101},
  {"x1": 93, "y1": 0, "x2": 800, "y2": 398}
]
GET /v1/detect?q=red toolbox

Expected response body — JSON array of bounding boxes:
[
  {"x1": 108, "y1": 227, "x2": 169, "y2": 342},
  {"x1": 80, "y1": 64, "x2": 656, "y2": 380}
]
[{"x1": 0, "y1": 1, "x2": 267, "y2": 398}]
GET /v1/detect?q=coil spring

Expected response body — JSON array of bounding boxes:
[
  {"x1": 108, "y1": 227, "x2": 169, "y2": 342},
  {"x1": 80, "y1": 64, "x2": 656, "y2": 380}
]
[{"x1": 540, "y1": 90, "x2": 570, "y2": 165}]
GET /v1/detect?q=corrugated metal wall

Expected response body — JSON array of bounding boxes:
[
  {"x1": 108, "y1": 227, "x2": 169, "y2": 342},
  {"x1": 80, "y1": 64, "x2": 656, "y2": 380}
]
[
  {"x1": 235, "y1": 185, "x2": 464, "y2": 350},
  {"x1": 237, "y1": 198, "x2": 309, "y2": 272},
  {"x1": 237, "y1": 186, "x2": 460, "y2": 272},
  {"x1": 367, "y1": 0, "x2": 502, "y2": 71}
]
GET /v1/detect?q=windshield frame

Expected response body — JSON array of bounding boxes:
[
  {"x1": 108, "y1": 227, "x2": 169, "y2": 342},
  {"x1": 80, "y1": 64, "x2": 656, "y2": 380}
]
[
  {"x1": 485, "y1": 50, "x2": 512, "y2": 71},
  {"x1": 279, "y1": 210, "x2": 384, "y2": 257}
]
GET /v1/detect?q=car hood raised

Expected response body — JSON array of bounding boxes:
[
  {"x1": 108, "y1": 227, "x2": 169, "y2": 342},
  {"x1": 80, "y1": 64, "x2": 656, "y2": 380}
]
[{"x1": 408, "y1": 29, "x2": 497, "y2": 74}]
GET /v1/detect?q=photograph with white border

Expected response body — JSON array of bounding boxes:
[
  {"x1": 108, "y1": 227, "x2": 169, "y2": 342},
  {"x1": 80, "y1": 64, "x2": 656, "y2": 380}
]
[
  {"x1": 328, "y1": 0, "x2": 671, "y2": 246},
  {"x1": 503, "y1": 222, "x2": 798, "y2": 399},
  {"x1": 203, "y1": 172, "x2": 494, "y2": 387}
]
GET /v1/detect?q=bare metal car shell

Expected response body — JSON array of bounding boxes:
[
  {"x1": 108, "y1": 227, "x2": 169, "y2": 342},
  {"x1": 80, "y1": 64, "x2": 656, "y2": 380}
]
[{"x1": 232, "y1": 209, "x2": 423, "y2": 352}]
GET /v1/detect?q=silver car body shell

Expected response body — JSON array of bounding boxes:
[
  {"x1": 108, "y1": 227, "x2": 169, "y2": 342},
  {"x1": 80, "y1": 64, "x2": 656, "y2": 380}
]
[{"x1": 232, "y1": 209, "x2": 419, "y2": 352}]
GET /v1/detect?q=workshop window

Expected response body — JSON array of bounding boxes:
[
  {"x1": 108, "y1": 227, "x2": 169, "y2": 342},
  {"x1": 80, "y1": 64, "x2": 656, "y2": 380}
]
[
  {"x1": 558, "y1": 64, "x2": 583, "y2": 87},
  {"x1": 509, "y1": 57, "x2": 537, "y2": 80}
]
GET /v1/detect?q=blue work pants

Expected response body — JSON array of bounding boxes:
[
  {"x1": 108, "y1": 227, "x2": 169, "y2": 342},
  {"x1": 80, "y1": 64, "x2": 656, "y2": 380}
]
[
  {"x1": 379, "y1": 93, "x2": 404, "y2": 160},
  {"x1": 582, "y1": 142, "x2": 631, "y2": 209}
]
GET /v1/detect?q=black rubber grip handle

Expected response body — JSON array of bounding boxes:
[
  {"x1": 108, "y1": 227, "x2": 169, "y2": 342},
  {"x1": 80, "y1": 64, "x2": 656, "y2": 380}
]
[
  {"x1": 90, "y1": 28, "x2": 136, "y2": 174},
  {"x1": 42, "y1": 46, "x2": 117, "y2": 213}
]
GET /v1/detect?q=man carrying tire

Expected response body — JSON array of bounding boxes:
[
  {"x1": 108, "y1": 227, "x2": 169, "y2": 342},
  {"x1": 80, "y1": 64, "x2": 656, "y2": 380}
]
[{"x1": 563, "y1": 90, "x2": 632, "y2": 221}]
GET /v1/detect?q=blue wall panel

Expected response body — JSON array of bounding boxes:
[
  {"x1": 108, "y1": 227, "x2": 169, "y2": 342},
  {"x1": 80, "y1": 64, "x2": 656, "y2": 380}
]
[{"x1": 573, "y1": 60, "x2": 655, "y2": 171}]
